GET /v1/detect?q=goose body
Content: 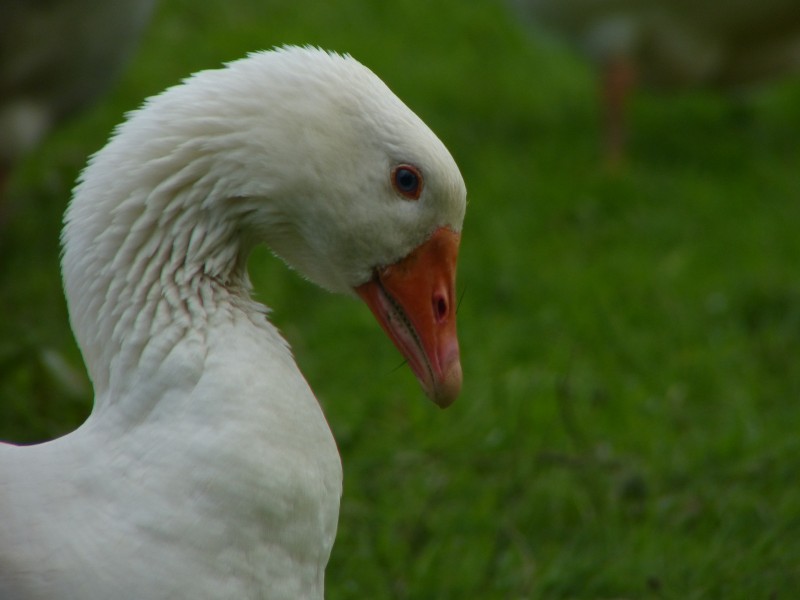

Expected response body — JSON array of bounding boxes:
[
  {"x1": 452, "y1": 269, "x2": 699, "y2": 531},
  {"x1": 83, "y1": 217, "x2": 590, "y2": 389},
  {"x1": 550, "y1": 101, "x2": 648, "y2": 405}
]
[{"x1": 0, "y1": 47, "x2": 466, "y2": 599}]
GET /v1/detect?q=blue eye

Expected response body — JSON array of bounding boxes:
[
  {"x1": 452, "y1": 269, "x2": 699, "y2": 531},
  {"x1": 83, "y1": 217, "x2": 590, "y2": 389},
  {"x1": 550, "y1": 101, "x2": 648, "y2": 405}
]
[
  {"x1": 392, "y1": 164, "x2": 423, "y2": 200},
  {"x1": 395, "y1": 168, "x2": 418, "y2": 192}
]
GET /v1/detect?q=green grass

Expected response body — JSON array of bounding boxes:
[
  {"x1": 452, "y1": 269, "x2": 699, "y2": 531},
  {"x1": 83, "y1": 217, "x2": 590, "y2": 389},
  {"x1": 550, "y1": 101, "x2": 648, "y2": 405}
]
[{"x1": 3, "y1": 0, "x2": 800, "y2": 597}]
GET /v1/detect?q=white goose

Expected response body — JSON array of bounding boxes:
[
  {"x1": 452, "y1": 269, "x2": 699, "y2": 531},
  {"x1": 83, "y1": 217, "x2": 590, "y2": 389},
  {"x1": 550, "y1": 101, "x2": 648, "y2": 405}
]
[{"x1": 0, "y1": 47, "x2": 466, "y2": 599}]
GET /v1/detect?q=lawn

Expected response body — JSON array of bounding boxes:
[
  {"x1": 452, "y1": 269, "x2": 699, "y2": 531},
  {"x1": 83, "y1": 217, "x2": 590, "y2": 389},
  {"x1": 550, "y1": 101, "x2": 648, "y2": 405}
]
[{"x1": 2, "y1": 0, "x2": 799, "y2": 597}]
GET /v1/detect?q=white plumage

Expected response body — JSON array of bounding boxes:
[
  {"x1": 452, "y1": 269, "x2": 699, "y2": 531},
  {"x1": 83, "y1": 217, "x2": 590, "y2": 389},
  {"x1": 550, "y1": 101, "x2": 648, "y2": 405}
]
[{"x1": 0, "y1": 47, "x2": 466, "y2": 599}]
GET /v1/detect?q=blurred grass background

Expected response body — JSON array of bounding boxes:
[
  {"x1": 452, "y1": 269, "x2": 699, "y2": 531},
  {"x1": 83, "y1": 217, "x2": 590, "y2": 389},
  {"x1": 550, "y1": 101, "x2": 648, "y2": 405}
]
[{"x1": 2, "y1": 0, "x2": 800, "y2": 597}]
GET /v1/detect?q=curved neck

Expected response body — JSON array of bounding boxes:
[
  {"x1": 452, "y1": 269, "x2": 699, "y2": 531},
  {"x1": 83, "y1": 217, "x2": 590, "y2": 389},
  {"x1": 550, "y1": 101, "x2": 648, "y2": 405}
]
[{"x1": 62, "y1": 158, "x2": 264, "y2": 406}]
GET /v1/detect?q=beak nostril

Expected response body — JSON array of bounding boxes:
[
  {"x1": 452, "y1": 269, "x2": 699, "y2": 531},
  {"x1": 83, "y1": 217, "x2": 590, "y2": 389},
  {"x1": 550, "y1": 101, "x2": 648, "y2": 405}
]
[{"x1": 434, "y1": 295, "x2": 448, "y2": 323}]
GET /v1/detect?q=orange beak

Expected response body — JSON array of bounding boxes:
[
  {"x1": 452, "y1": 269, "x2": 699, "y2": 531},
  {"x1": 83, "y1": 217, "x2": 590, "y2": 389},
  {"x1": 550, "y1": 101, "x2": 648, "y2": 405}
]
[{"x1": 355, "y1": 227, "x2": 462, "y2": 408}]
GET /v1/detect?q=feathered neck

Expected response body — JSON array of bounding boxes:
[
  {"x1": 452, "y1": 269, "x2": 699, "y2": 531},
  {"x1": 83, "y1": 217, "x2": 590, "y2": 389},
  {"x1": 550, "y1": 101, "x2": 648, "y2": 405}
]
[
  {"x1": 59, "y1": 49, "x2": 320, "y2": 403},
  {"x1": 60, "y1": 58, "x2": 286, "y2": 405},
  {"x1": 62, "y1": 147, "x2": 262, "y2": 403}
]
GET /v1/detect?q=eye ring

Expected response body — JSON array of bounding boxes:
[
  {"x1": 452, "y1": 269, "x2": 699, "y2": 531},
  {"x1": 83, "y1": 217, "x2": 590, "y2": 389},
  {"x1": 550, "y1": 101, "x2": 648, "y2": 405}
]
[{"x1": 391, "y1": 164, "x2": 423, "y2": 200}]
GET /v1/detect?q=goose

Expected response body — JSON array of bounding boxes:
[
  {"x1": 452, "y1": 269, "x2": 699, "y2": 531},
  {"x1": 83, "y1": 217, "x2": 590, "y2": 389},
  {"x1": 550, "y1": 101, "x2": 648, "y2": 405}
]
[
  {"x1": 0, "y1": 46, "x2": 466, "y2": 599},
  {"x1": 509, "y1": 0, "x2": 800, "y2": 160}
]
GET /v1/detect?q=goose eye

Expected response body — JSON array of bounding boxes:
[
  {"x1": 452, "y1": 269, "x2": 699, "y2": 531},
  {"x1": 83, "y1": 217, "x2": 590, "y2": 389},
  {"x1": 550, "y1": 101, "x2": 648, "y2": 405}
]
[{"x1": 391, "y1": 165, "x2": 423, "y2": 200}]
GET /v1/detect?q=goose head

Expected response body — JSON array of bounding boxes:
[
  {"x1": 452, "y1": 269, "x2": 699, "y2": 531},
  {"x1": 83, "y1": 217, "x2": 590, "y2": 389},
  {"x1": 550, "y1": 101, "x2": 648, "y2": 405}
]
[{"x1": 64, "y1": 47, "x2": 466, "y2": 407}]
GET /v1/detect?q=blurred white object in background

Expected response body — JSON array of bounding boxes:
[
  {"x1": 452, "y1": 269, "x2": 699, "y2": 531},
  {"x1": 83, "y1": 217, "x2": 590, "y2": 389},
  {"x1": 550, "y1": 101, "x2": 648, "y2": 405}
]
[
  {"x1": 0, "y1": 0, "x2": 156, "y2": 190},
  {"x1": 509, "y1": 0, "x2": 800, "y2": 162}
]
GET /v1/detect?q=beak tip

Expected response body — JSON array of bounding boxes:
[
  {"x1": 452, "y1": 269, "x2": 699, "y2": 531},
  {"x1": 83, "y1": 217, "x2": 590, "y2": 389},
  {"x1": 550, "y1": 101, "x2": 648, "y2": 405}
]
[{"x1": 429, "y1": 360, "x2": 462, "y2": 409}]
